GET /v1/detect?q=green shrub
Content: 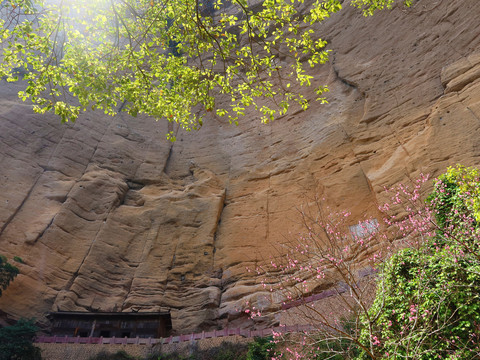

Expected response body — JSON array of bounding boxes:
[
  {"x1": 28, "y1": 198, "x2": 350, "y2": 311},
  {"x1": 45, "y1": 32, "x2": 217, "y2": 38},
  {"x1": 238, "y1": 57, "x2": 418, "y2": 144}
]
[
  {"x1": 0, "y1": 255, "x2": 20, "y2": 297},
  {"x1": 12, "y1": 257, "x2": 24, "y2": 264},
  {"x1": 0, "y1": 318, "x2": 41, "y2": 360},
  {"x1": 428, "y1": 164, "x2": 480, "y2": 230},
  {"x1": 246, "y1": 336, "x2": 275, "y2": 360},
  {"x1": 145, "y1": 352, "x2": 189, "y2": 360},
  {"x1": 357, "y1": 245, "x2": 480, "y2": 359},
  {"x1": 356, "y1": 166, "x2": 480, "y2": 359},
  {"x1": 89, "y1": 350, "x2": 137, "y2": 360}
]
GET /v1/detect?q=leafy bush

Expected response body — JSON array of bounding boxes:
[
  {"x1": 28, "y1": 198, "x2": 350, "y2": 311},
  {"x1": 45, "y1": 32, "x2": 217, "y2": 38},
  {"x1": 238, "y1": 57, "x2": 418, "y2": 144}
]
[
  {"x1": 427, "y1": 165, "x2": 480, "y2": 230},
  {"x1": 0, "y1": 318, "x2": 41, "y2": 360},
  {"x1": 359, "y1": 244, "x2": 480, "y2": 359},
  {"x1": 246, "y1": 336, "x2": 275, "y2": 360},
  {"x1": 0, "y1": 255, "x2": 20, "y2": 297},
  {"x1": 88, "y1": 350, "x2": 136, "y2": 360},
  {"x1": 145, "y1": 353, "x2": 186, "y2": 360},
  {"x1": 356, "y1": 166, "x2": 480, "y2": 359}
]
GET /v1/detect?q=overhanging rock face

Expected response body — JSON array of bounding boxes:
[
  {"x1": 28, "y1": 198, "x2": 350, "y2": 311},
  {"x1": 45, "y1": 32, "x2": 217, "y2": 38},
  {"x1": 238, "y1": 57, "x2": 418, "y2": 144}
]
[{"x1": 1, "y1": 0, "x2": 480, "y2": 333}]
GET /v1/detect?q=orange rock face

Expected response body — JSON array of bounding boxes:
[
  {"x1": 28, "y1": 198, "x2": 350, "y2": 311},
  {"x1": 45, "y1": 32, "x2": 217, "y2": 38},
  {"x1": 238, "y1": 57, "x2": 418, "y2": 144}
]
[{"x1": 1, "y1": 0, "x2": 480, "y2": 333}]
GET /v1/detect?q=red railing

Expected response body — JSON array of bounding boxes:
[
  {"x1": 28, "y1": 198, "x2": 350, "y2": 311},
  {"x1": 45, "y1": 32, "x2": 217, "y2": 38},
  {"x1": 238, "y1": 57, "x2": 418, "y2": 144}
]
[{"x1": 35, "y1": 324, "x2": 315, "y2": 345}]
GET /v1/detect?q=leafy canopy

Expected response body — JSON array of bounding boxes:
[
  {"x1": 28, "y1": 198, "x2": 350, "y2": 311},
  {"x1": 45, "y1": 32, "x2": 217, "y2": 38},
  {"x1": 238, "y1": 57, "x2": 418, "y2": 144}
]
[
  {"x1": 351, "y1": 0, "x2": 412, "y2": 16},
  {"x1": 1, "y1": 0, "x2": 409, "y2": 139}
]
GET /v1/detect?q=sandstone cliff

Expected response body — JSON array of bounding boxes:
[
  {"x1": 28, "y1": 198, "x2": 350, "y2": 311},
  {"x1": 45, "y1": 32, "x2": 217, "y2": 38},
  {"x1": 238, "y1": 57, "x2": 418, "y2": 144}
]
[{"x1": 1, "y1": 0, "x2": 480, "y2": 333}]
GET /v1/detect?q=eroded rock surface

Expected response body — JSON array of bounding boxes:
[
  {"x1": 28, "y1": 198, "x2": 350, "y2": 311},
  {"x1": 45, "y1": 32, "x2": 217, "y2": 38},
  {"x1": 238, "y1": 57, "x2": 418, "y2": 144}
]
[{"x1": 1, "y1": 0, "x2": 480, "y2": 333}]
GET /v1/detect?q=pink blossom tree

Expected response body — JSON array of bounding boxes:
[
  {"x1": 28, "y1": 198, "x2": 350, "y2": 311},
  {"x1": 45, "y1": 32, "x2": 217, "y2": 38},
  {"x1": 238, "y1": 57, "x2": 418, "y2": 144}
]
[{"x1": 244, "y1": 167, "x2": 480, "y2": 359}]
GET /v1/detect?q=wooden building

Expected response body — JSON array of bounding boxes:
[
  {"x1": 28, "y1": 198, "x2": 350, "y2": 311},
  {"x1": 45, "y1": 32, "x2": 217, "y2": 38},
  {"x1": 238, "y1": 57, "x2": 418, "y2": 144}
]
[{"x1": 49, "y1": 311, "x2": 172, "y2": 338}]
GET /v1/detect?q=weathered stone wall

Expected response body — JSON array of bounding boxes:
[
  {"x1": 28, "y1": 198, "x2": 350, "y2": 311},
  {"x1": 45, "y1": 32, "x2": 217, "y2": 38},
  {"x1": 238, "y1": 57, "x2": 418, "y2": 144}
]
[
  {"x1": 1, "y1": 0, "x2": 480, "y2": 333},
  {"x1": 37, "y1": 336, "x2": 251, "y2": 360},
  {"x1": 37, "y1": 343, "x2": 151, "y2": 360}
]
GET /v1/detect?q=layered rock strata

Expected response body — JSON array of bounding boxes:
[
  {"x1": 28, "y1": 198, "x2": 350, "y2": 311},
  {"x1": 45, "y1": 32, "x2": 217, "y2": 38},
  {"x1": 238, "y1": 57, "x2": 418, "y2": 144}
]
[{"x1": 1, "y1": 0, "x2": 480, "y2": 332}]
